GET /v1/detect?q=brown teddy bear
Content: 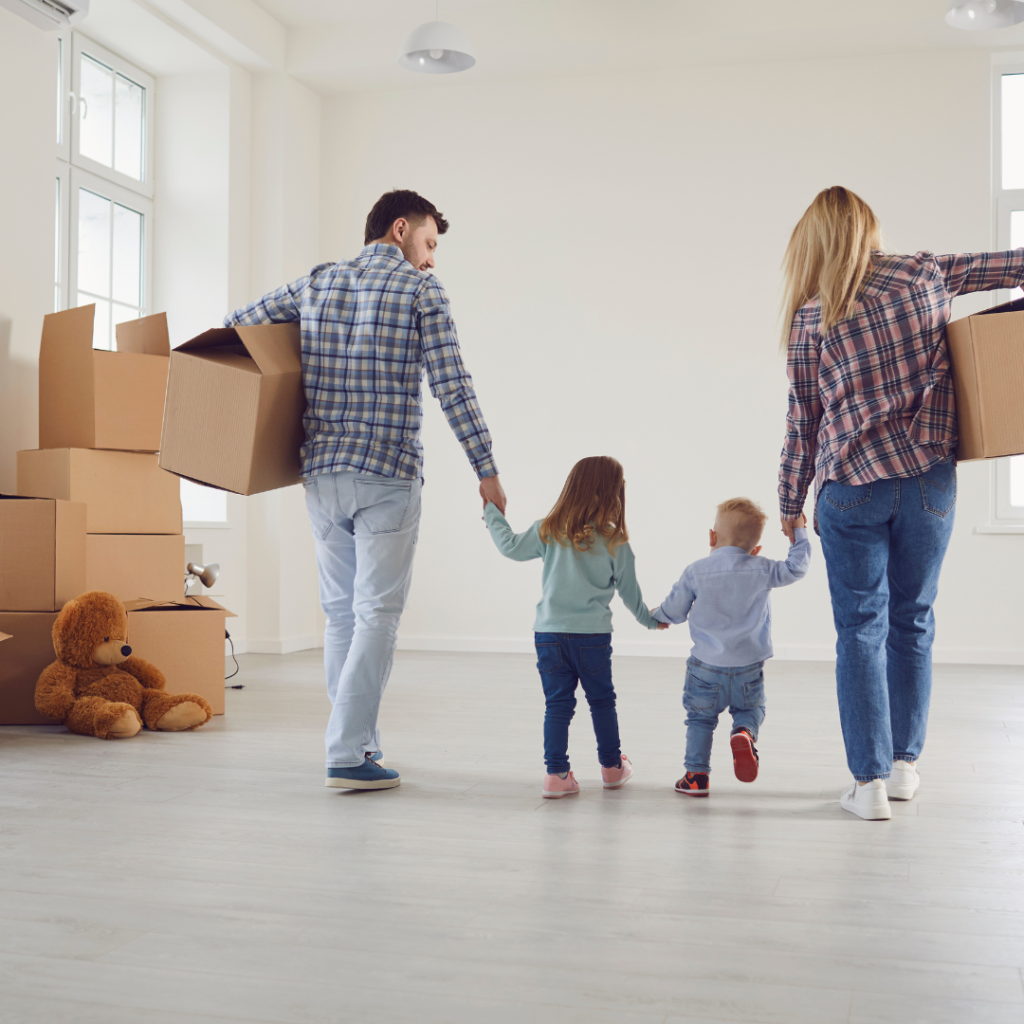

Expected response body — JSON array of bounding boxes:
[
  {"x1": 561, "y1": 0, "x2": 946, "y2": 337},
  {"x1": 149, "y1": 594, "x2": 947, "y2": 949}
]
[{"x1": 36, "y1": 590, "x2": 213, "y2": 740}]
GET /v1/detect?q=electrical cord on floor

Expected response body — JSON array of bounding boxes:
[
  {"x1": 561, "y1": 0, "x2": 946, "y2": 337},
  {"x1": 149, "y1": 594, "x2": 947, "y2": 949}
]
[{"x1": 225, "y1": 629, "x2": 243, "y2": 688}]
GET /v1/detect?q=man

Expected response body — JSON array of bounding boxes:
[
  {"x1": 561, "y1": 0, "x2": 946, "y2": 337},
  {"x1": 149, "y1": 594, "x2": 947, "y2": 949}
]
[{"x1": 225, "y1": 190, "x2": 506, "y2": 791}]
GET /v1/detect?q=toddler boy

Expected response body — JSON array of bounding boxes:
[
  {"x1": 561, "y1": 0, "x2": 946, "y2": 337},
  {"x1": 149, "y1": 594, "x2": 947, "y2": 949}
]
[{"x1": 653, "y1": 498, "x2": 810, "y2": 796}]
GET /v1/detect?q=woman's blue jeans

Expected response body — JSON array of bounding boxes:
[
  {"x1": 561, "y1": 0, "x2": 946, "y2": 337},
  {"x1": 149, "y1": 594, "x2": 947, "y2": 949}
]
[
  {"x1": 817, "y1": 460, "x2": 956, "y2": 781},
  {"x1": 535, "y1": 633, "x2": 620, "y2": 773}
]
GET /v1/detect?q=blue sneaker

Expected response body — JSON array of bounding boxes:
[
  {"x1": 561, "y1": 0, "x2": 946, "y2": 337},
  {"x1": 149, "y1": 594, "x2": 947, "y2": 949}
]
[
  {"x1": 326, "y1": 757, "x2": 400, "y2": 790},
  {"x1": 367, "y1": 750, "x2": 384, "y2": 764}
]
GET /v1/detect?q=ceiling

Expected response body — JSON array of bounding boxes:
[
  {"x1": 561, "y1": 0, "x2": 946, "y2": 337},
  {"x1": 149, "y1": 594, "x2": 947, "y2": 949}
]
[{"x1": 241, "y1": 0, "x2": 1024, "y2": 95}]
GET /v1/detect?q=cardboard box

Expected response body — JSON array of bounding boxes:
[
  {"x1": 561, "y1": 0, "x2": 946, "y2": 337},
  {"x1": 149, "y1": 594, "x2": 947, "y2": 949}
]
[
  {"x1": 86, "y1": 534, "x2": 185, "y2": 602},
  {"x1": 17, "y1": 448, "x2": 182, "y2": 535},
  {"x1": 125, "y1": 597, "x2": 236, "y2": 715},
  {"x1": 947, "y1": 297, "x2": 1024, "y2": 461},
  {"x1": 39, "y1": 307, "x2": 170, "y2": 453},
  {"x1": 0, "y1": 496, "x2": 86, "y2": 612},
  {"x1": 0, "y1": 612, "x2": 61, "y2": 725},
  {"x1": 159, "y1": 322, "x2": 304, "y2": 495}
]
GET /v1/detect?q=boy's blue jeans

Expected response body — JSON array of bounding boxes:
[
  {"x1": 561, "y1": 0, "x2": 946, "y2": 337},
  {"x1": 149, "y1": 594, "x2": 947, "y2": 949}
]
[
  {"x1": 817, "y1": 461, "x2": 956, "y2": 782},
  {"x1": 535, "y1": 633, "x2": 620, "y2": 773},
  {"x1": 683, "y1": 657, "x2": 766, "y2": 774}
]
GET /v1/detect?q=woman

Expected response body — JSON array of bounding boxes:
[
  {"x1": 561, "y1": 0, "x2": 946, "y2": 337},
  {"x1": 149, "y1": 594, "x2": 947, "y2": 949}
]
[{"x1": 778, "y1": 186, "x2": 1024, "y2": 820}]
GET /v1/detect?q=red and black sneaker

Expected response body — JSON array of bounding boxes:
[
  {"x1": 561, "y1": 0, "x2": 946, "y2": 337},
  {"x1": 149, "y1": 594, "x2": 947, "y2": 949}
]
[
  {"x1": 675, "y1": 772, "x2": 710, "y2": 796},
  {"x1": 730, "y1": 728, "x2": 759, "y2": 782}
]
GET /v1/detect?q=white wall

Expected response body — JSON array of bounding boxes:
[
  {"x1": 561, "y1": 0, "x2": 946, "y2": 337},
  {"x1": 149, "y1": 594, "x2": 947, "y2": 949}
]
[
  {"x1": 319, "y1": 47, "x2": 1024, "y2": 664},
  {"x1": 0, "y1": 10, "x2": 55, "y2": 493}
]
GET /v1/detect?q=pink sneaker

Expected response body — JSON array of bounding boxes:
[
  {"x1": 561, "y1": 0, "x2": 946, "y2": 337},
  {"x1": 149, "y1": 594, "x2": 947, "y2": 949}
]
[
  {"x1": 543, "y1": 771, "x2": 580, "y2": 798},
  {"x1": 601, "y1": 755, "x2": 633, "y2": 789}
]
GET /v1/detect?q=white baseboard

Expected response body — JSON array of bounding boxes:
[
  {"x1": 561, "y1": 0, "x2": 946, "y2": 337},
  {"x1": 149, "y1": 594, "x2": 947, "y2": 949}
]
[{"x1": 394, "y1": 636, "x2": 1024, "y2": 667}]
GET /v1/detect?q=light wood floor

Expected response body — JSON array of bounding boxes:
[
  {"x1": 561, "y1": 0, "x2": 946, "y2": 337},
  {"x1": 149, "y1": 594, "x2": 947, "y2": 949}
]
[{"x1": 1, "y1": 651, "x2": 1022, "y2": 1024}]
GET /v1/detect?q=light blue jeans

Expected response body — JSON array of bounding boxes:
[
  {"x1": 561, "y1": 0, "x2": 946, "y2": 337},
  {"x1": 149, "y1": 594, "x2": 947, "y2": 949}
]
[
  {"x1": 683, "y1": 657, "x2": 766, "y2": 774},
  {"x1": 817, "y1": 460, "x2": 956, "y2": 782},
  {"x1": 304, "y1": 471, "x2": 422, "y2": 768}
]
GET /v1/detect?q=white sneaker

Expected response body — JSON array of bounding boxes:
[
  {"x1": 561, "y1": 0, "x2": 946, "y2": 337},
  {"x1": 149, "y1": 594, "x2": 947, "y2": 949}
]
[
  {"x1": 887, "y1": 760, "x2": 920, "y2": 801},
  {"x1": 840, "y1": 778, "x2": 891, "y2": 820}
]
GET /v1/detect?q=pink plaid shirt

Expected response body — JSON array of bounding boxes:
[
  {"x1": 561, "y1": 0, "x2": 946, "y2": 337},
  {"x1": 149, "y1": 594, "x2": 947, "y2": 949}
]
[{"x1": 779, "y1": 249, "x2": 1024, "y2": 521}]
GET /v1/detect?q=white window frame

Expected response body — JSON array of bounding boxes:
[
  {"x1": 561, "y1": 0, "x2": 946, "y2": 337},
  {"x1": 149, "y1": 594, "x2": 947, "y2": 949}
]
[
  {"x1": 70, "y1": 35, "x2": 155, "y2": 199},
  {"x1": 55, "y1": 162, "x2": 69, "y2": 312},
  {"x1": 68, "y1": 166, "x2": 154, "y2": 348},
  {"x1": 983, "y1": 63, "x2": 1024, "y2": 533},
  {"x1": 56, "y1": 27, "x2": 70, "y2": 163}
]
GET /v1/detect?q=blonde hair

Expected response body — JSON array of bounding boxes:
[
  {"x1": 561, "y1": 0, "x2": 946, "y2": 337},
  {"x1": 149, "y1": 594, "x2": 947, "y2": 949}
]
[
  {"x1": 715, "y1": 497, "x2": 767, "y2": 550},
  {"x1": 780, "y1": 186, "x2": 881, "y2": 349},
  {"x1": 540, "y1": 456, "x2": 628, "y2": 555}
]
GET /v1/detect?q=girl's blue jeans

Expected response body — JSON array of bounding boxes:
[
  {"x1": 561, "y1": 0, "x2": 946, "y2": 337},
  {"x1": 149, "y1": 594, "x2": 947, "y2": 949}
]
[
  {"x1": 683, "y1": 657, "x2": 766, "y2": 774},
  {"x1": 534, "y1": 633, "x2": 620, "y2": 773},
  {"x1": 817, "y1": 460, "x2": 956, "y2": 782}
]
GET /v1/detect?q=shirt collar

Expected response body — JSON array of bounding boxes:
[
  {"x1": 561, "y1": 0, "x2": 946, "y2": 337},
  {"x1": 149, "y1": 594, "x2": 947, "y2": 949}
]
[
  {"x1": 710, "y1": 546, "x2": 748, "y2": 556},
  {"x1": 360, "y1": 242, "x2": 405, "y2": 261}
]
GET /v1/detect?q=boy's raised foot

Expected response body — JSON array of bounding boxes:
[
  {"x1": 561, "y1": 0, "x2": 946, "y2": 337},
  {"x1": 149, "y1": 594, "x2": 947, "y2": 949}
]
[
  {"x1": 601, "y1": 755, "x2": 633, "y2": 789},
  {"x1": 675, "y1": 772, "x2": 709, "y2": 796},
  {"x1": 840, "y1": 779, "x2": 891, "y2": 820},
  {"x1": 326, "y1": 757, "x2": 400, "y2": 790},
  {"x1": 730, "y1": 728, "x2": 759, "y2": 782},
  {"x1": 543, "y1": 770, "x2": 579, "y2": 798}
]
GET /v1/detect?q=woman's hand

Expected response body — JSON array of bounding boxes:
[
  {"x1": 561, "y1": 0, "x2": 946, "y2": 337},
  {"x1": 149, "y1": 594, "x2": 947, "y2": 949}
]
[{"x1": 780, "y1": 513, "x2": 807, "y2": 543}]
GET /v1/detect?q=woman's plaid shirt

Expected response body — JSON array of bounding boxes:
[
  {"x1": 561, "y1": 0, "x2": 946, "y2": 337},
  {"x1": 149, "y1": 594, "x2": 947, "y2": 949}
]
[
  {"x1": 225, "y1": 244, "x2": 498, "y2": 482},
  {"x1": 779, "y1": 249, "x2": 1024, "y2": 520}
]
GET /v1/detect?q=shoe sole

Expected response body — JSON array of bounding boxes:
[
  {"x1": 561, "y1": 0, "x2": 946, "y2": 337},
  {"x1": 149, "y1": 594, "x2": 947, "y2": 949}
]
[
  {"x1": 840, "y1": 795, "x2": 891, "y2": 820},
  {"x1": 542, "y1": 788, "x2": 579, "y2": 798},
  {"x1": 602, "y1": 771, "x2": 633, "y2": 789},
  {"x1": 675, "y1": 787, "x2": 709, "y2": 797},
  {"x1": 730, "y1": 733, "x2": 759, "y2": 783},
  {"x1": 325, "y1": 777, "x2": 401, "y2": 790}
]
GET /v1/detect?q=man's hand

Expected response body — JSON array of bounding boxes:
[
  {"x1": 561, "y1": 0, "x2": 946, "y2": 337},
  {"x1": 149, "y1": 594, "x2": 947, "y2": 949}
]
[
  {"x1": 480, "y1": 475, "x2": 507, "y2": 515},
  {"x1": 780, "y1": 513, "x2": 807, "y2": 543}
]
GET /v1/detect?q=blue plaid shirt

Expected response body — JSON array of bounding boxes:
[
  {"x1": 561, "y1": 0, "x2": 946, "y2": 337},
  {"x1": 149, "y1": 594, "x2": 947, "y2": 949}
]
[{"x1": 224, "y1": 243, "x2": 498, "y2": 482}]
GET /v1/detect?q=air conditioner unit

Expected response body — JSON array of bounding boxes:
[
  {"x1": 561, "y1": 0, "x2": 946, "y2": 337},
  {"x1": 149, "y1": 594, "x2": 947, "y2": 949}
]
[{"x1": 0, "y1": 0, "x2": 88, "y2": 30}]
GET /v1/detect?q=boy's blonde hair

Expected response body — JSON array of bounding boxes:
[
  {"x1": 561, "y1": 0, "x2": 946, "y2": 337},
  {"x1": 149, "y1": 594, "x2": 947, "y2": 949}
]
[{"x1": 715, "y1": 497, "x2": 768, "y2": 551}]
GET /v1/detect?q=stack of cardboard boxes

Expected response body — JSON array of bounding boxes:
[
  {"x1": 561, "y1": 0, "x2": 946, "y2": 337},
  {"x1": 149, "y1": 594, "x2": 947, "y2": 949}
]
[{"x1": 0, "y1": 306, "x2": 234, "y2": 724}]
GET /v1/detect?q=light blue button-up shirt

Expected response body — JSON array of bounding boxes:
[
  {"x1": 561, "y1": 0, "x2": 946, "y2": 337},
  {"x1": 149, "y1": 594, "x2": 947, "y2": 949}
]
[{"x1": 652, "y1": 529, "x2": 811, "y2": 667}]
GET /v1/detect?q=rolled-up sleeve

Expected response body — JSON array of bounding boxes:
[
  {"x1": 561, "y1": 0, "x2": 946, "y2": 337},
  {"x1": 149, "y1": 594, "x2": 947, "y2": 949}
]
[
  {"x1": 779, "y1": 310, "x2": 822, "y2": 521},
  {"x1": 418, "y1": 279, "x2": 498, "y2": 480}
]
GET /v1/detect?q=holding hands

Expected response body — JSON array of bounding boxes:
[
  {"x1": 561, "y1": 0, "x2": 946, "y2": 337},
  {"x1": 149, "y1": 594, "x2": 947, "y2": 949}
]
[{"x1": 780, "y1": 512, "x2": 807, "y2": 544}]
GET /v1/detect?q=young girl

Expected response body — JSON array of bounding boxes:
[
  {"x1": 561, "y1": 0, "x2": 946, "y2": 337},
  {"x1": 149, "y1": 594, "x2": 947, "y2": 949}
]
[{"x1": 483, "y1": 456, "x2": 667, "y2": 798}]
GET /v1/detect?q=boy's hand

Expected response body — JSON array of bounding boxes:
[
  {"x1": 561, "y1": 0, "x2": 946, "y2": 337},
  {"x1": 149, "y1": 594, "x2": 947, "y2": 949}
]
[
  {"x1": 780, "y1": 513, "x2": 806, "y2": 543},
  {"x1": 656, "y1": 621, "x2": 670, "y2": 631}
]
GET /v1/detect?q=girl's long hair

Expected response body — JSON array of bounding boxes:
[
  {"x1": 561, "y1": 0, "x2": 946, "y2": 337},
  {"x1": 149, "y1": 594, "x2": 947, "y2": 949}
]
[
  {"x1": 539, "y1": 456, "x2": 628, "y2": 555},
  {"x1": 780, "y1": 186, "x2": 881, "y2": 349}
]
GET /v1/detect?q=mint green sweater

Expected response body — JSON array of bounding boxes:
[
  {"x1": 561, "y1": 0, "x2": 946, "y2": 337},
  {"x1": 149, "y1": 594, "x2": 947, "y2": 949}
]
[{"x1": 484, "y1": 503, "x2": 658, "y2": 634}]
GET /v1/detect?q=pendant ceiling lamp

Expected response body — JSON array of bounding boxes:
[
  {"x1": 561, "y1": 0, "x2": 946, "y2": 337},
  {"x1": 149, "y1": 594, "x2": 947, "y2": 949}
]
[
  {"x1": 399, "y1": 3, "x2": 476, "y2": 74},
  {"x1": 945, "y1": 0, "x2": 1024, "y2": 29}
]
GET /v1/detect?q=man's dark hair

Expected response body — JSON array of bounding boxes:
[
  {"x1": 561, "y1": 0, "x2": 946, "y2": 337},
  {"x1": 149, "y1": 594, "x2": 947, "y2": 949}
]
[{"x1": 364, "y1": 189, "x2": 449, "y2": 245}]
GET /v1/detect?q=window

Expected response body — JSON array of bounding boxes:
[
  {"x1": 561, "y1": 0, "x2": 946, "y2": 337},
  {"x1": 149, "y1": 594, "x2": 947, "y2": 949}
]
[
  {"x1": 990, "y1": 68, "x2": 1024, "y2": 530},
  {"x1": 181, "y1": 479, "x2": 229, "y2": 528},
  {"x1": 54, "y1": 34, "x2": 154, "y2": 347}
]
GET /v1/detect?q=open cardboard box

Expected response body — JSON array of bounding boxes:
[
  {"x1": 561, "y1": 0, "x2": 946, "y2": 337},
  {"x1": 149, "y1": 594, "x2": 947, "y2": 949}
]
[
  {"x1": 159, "y1": 322, "x2": 304, "y2": 495},
  {"x1": 0, "y1": 612, "x2": 61, "y2": 725},
  {"x1": 86, "y1": 534, "x2": 185, "y2": 603},
  {"x1": 0, "y1": 495, "x2": 85, "y2": 612},
  {"x1": 125, "y1": 597, "x2": 236, "y2": 715},
  {"x1": 17, "y1": 449, "x2": 181, "y2": 534},
  {"x1": 39, "y1": 307, "x2": 170, "y2": 453},
  {"x1": 947, "y1": 296, "x2": 1024, "y2": 461}
]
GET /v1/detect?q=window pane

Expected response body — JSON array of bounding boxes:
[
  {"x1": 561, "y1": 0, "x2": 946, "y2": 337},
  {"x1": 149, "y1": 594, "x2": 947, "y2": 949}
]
[
  {"x1": 112, "y1": 203, "x2": 142, "y2": 306},
  {"x1": 1010, "y1": 456, "x2": 1024, "y2": 507},
  {"x1": 79, "y1": 54, "x2": 113, "y2": 168},
  {"x1": 77, "y1": 294, "x2": 111, "y2": 351},
  {"x1": 114, "y1": 74, "x2": 144, "y2": 181},
  {"x1": 1003, "y1": 74, "x2": 1024, "y2": 190},
  {"x1": 54, "y1": 177, "x2": 60, "y2": 310},
  {"x1": 56, "y1": 37, "x2": 62, "y2": 145},
  {"x1": 77, "y1": 187, "x2": 110, "y2": 297},
  {"x1": 180, "y1": 479, "x2": 228, "y2": 523}
]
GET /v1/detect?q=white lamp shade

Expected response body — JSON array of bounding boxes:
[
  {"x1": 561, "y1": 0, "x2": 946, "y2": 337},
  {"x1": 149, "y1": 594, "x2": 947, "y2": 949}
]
[
  {"x1": 399, "y1": 21, "x2": 476, "y2": 74},
  {"x1": 946, "y1": 0, "x2": 1024, "y2": 29}
]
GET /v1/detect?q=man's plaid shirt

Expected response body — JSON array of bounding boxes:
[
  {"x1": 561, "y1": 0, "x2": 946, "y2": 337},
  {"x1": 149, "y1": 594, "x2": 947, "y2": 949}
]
[
  {"x1": 779, "y1": 249, "x2": 1024, "y2": 521},
  {"x1": 225, "y1": 244, "x2": 497, "y2": 482}
]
